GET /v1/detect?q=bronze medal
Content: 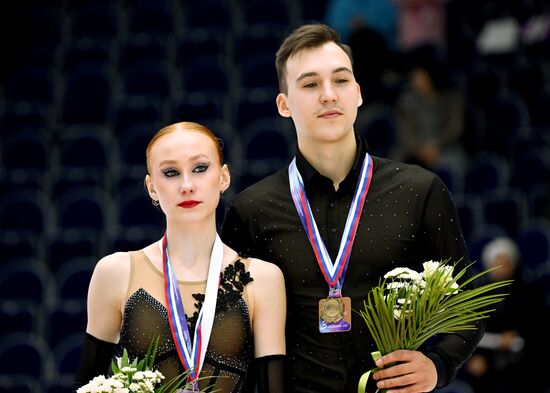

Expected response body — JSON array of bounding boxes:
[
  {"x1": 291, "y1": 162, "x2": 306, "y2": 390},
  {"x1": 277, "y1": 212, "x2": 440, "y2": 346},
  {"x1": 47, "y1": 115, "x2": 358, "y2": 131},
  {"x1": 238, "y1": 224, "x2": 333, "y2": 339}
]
[
  {"x1": 319, "y1": 296, "x2": 352, "y2": 333},
  {"x1": 319, "y1": 297, "x2": 344, "y2": 323}
]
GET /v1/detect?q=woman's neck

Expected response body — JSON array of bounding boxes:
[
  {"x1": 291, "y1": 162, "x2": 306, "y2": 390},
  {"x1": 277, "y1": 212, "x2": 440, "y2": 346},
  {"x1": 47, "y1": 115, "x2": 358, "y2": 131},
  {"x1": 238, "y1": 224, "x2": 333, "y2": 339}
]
[{"x1": 163, "y1": 221, "x2": 218, "y2": 280}]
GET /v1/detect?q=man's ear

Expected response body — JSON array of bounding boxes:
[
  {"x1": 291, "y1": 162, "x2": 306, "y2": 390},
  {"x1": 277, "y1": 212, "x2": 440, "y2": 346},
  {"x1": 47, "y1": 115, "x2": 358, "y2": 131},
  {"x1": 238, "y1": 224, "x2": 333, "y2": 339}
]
[
  {"x1": 276, "y1": 93, "x2": 291, "y2": 118},
  {"x1": 356, "y1": 82, "x2": 363, "y2": 108}
]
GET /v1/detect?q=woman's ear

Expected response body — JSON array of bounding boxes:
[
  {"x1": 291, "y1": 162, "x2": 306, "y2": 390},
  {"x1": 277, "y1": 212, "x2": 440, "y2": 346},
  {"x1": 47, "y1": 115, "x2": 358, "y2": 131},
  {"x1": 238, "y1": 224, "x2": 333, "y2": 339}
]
[
  {"x1": 220, "y1": 164, "x2": 231, "y2": 194},
  {"x1": 276, "y1": 93, "x2": 291, "y2": 118},
  {"x1": 145, "y1": 174, "x2": 157, "y2": 199}
]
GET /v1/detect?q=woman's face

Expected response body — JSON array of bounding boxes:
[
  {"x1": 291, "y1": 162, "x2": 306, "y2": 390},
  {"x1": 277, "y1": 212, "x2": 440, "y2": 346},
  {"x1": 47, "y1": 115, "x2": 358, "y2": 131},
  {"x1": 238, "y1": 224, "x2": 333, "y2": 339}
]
[{"x1": 145, "y1": 129, "x2": 229, "y2": 224}]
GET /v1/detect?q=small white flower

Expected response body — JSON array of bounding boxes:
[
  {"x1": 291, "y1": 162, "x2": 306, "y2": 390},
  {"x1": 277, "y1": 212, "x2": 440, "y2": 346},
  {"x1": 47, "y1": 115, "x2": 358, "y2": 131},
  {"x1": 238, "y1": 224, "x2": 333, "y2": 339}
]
[{"x1": 384, "y1": 267, "x2": 421, "y2": 280}]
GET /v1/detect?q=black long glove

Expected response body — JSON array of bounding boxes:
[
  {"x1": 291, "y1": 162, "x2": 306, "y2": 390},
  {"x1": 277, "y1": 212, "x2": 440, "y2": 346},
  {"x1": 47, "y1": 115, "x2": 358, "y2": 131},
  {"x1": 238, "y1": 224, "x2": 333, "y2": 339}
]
[
  {"x1": 73, "y1": 333, "x2": 117, "y2": 390},
  {"x1": 255, "y1": 354, "x2": 285, "y2": 393}
]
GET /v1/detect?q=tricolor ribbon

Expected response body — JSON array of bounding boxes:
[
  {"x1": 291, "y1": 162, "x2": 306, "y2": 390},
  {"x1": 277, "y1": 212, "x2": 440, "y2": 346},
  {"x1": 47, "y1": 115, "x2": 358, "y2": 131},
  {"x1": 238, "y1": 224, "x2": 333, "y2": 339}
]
[
  {"x1": 162, "y1": 233, "x2": 224, "y2": 390},
  {"x1": 288, "y1": 153, "x2": 373, "y2": 294}
]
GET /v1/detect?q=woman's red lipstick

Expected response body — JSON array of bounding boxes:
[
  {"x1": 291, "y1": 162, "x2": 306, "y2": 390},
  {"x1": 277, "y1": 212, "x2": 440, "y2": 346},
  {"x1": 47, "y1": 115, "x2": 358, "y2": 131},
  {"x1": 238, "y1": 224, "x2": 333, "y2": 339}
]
[{"x1": 178, "y1": 200, "x2": 201, "y2": 208}]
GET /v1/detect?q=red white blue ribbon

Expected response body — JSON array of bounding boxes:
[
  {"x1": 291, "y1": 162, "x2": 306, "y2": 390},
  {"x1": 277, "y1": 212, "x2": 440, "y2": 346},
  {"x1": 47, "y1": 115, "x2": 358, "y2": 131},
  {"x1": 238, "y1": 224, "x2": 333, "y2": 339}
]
[
  {"x1": 162, "y1": 233, "x2": 223, "y2": 389},
  {"x1": 288, "y1": 153, "x2": 373, "y2": 294}
]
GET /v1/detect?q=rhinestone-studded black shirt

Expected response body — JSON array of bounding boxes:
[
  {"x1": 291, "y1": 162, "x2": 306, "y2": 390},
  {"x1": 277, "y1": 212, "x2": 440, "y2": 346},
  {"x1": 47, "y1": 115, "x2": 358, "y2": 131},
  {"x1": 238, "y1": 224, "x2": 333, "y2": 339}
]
[{"x1": 221, "y1": 132, "x2": 484, "y2": 393}]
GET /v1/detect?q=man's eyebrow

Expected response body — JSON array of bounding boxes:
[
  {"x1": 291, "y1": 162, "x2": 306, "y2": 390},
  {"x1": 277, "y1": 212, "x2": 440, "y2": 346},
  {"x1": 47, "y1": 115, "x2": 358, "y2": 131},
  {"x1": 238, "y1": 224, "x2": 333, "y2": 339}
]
[{"x1": 296, "y1": 67, "x2": 353, "y2": 82}]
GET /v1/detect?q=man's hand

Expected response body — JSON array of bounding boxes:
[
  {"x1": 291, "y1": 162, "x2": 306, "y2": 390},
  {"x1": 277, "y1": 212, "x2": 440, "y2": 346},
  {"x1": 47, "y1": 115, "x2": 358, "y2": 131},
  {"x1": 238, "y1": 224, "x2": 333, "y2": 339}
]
[{"x1": 372, "y1": 349, "x2": 437, "y2": 392}]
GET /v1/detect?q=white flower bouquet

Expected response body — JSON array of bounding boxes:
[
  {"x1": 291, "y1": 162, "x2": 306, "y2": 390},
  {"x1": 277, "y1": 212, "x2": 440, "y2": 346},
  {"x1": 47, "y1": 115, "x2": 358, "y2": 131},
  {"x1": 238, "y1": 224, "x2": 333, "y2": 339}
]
[
  {"x1": 77, "y1": 337, "x2": 197, "y2": 393},
  {"x1": 357, "y1": 260, "x2": 512, "y2": 393}
]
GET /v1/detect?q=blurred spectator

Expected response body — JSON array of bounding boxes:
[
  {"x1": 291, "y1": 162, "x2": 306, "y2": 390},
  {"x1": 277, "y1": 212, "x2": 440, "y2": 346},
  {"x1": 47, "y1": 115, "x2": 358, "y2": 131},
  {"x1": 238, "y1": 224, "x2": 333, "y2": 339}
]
[
  {"x1": 394, "y1": 48, "x2": 465, "y2": 171},
  {"x1": 461, "y1": 237, "x2": 549, "y2": 393},
  {"x1": 324, "y1": 0, "x2": 397, "y2": 46},
  {"x1": 392, "y1": 0, "x2": 449, "y2": 53},
  {"x1": 325, "y1": 0, "x2": 399, "y2": 104}
]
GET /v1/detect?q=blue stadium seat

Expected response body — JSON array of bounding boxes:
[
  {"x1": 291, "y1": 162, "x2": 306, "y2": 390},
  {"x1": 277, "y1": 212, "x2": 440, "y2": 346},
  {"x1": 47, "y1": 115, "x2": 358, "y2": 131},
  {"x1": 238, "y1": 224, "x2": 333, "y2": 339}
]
[
  {"x1": 0, "y1": 303, "x2": 37, "y2": 337},
  {"x1": 172, "y1": 92, "x2": 227, "y2": 125},
  {"x1": 123, "y1": 62, "x2": 172, "y2": 100},
  {"x1": 240, "y1": 52, "x2": 279, "y2": 94},
  {"x1": 482, "y1": 188, "x2": 528, "y2": 237},
  {"x1": 46, "y1": 232, "x2": 100, "y2": 274},
  {"x1": 235, "y1": 29, "x2": 283, "y2": 60},
  {"x1": 53, "y1": 333, "x2": 86, "y2": 381},
  {"x1": 242, "y1": 0, "x2": 292, "y2": 31},
  {"x1": 1, "y1": 129, "x2": 50, "y2": 187},
  {"x1": 0, "y1": 189, "x2": 50, "y2": 236},
  {"x1": 46, "y1": 305, "x2": 87, "y2": 347},
  {"x1": 235, "y1": 95, "x2": 279, "y2": 130},
  {"x1": 463, "y1": 153, "x2": 510, "y2": 195},
  {"x1": 177, "y1": 30, "x2": 228, "y2": 64},
  {"x1": 68, "y1": 2, "x2": 118, "y2": 43},
  {"x1": 112, "y1": 97, "x2": 166, "y2": 134},
  {"x1": 126, "y1": 0, "x2": 175, "y2": 38},
  {"x1": 0, "y1": 231, "x2": 44, "y2": 264},
  {"x1": 182, "y1": 0, "x2": 235, "y2": 34},
  {"x1": 182, "y1": 54, "x2": 231, "y2": 95},
  {"x1": 0, "y1": 261, "x2": 55, "y2": 304},
  {"x1": 61, "y1": 65, "x2": 113, "y2": 124},
  {"x1": 55, "y1": 258, "x2": 95, "y2": 304},
  {"x1": 56, "y1": 124, "x2": 113, "y2": 187},
  {"x1": 4, "y1": 65, "x2": 55, "y2": 105},
  {"x1": 54, "y1": 186, "x2": 111, "y2": 235},
  {"x1": 483, "y1": 91, "x2": 530, "y2": 155},
  {"x1": 116, "y1": 183, "x2": 165, "y2": 231},
  {"x1": 515, "y1": 219, "x2": 550, "y2": 279},
  {"x1": 466, "y1": 223, "x2": 508, "y2": 270},
  {"x1": 356, "y1": 105, "x2": 398, "y2": 159},
  {"x1": 452, "y1": 193, "x2": 483, "y2": 243},
  {"x1": 0, "y1": 376, "x2": 41, "y2": 393},
  {"x1": 510, "y1": 145, "x2": 550, "y2": 195},
  {"x1": 118, "y1": 35, "x2": 171, "y2": 72},
  {"x1": 63, "y1": 40, "x2": 112, "y2": 71},
  {"x1": 0, "y1": 332, "x2": 55, "y2": 380}
]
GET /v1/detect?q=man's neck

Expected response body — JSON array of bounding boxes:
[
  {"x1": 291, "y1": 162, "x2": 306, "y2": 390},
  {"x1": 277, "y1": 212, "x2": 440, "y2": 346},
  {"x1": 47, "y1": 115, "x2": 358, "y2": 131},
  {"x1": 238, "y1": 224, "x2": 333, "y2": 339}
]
[{"x1": 299, "y1": 132, "x2": 357, "y2": 190}]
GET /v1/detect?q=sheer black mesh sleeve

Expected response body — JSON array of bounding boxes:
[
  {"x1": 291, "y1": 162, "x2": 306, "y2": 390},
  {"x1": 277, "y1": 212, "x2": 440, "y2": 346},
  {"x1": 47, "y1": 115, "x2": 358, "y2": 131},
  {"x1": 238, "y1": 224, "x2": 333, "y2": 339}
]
[
  {"x1": 73, "y1": 332, "x2": 116, "y2": 389},
  {"x1": 255, "y1": 354, "x2": 286, "y2": 393}
]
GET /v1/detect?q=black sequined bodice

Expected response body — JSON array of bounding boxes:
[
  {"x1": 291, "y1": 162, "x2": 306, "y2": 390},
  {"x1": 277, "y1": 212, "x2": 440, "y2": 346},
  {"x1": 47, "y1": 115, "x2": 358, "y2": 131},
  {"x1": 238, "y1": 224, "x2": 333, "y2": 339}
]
[{"x1": 117, "y1": 260, "x2": 255, "y2": 393}]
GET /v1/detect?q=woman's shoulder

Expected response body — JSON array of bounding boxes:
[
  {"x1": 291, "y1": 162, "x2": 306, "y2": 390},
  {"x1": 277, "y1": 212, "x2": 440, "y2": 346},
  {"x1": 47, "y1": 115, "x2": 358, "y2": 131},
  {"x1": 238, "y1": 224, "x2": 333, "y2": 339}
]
[
  {"x1": 92, "y1": 251, "x2": 133, "y2": 283},
  {"x1": 247, "y1": 258, "x2": 284, "y2": 284}
]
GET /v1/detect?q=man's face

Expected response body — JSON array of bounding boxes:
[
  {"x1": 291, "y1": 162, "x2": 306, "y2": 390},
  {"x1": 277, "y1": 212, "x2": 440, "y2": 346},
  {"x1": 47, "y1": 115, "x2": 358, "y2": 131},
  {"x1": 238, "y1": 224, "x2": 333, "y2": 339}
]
[{"x1": 276, "y1": 42, "x2": 362, "y2": 147}]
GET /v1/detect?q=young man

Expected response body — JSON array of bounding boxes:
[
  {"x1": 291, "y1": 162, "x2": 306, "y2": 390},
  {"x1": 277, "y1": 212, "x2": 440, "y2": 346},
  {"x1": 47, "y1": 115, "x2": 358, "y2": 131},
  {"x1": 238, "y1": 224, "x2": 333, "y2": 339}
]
[{"x1": 221, "y1": 23, "x2": 483, "y2": 393}]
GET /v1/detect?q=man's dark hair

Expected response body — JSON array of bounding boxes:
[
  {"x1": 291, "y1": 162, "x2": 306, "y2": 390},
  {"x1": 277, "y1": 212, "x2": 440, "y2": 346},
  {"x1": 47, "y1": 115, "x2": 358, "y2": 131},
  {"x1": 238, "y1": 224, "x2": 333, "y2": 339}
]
[{"x1": 275, "y1": 23, "x2": 353, "y2": 94}]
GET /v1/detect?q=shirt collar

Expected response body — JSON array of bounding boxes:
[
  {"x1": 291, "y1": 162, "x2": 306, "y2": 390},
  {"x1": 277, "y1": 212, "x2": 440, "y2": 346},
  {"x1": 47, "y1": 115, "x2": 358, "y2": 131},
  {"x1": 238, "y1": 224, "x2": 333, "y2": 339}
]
[{"x1": 295, "y1": 132, "x2": 369, "y2": 193}]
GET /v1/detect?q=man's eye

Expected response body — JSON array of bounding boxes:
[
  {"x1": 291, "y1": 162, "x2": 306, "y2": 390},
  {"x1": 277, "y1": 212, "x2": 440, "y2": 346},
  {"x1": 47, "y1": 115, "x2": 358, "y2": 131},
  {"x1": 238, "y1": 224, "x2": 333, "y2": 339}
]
[
  {"x1": 335, "y1": 78, "x2": 349, "y2": 84},
  {"x1": 303, "y1": 82, "x2": 317, "y2": 88},
  {"x1": 193, "y1": 164, "x2": 209, "y2": 173},
  {"x1": 163, "y1": 169, "x2": 179, "y2": 177}
]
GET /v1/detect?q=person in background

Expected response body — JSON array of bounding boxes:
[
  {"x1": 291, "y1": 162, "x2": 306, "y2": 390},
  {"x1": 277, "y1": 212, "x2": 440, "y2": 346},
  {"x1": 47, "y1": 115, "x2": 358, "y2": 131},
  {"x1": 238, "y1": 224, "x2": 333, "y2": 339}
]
[
  {"x1": 74, "y1": 122, "x2": 286, "y2": 393},
  {"x1": 395, "y1": 47, "x2": 465, "y2": 171},
  {"x1": 222, "y1": 23, "x2": 483, "y2": 393},
  {"x1": 462, "y1": 237, "x2": 549, "y2": 393}
]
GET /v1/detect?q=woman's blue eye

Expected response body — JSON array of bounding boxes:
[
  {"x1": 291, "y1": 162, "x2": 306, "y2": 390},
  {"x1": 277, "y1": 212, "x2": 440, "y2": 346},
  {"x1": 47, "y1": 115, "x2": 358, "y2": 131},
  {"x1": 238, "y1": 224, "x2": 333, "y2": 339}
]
[
  {"x1": 193, "y1": 164, "x2": 209, "y2": 173},
  {"x1": 163, "y1": 169, "x2": 179, "y2": 177}
]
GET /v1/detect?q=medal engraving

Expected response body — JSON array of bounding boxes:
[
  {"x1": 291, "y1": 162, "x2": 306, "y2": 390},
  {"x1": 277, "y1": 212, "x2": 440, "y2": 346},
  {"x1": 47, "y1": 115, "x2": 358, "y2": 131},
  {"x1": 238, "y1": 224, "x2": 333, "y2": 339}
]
[
  {"x1": 320, "y1": 297, "x2": 344, "y2": 323},
  {"x1": 319, "y1": 296, "x2": 352, "y2": 333}
]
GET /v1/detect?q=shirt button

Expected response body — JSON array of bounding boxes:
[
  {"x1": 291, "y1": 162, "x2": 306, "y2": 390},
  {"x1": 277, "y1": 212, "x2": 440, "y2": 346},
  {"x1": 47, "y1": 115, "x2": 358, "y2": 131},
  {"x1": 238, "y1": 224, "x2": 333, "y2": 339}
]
[
  {"x1": 329, "y1": 202, "x2": 335, "y2": 208},
  {"x1": 330, "y1": 228, "x2": 337, "y2": 233}
]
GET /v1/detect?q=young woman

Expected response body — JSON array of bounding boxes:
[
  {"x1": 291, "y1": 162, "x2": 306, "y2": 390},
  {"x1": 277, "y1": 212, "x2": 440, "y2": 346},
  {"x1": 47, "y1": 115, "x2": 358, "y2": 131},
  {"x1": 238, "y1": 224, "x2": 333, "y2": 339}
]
[{"x1": 75, "y1": 122, "x2": 286, "y2": 393}]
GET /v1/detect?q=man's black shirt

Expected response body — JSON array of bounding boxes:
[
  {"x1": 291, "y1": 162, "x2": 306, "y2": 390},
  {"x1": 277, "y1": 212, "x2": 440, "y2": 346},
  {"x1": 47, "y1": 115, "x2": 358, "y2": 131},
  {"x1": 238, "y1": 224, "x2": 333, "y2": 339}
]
[{"x1": 221, "y1": 134, "x2": 484, "y2": 393}]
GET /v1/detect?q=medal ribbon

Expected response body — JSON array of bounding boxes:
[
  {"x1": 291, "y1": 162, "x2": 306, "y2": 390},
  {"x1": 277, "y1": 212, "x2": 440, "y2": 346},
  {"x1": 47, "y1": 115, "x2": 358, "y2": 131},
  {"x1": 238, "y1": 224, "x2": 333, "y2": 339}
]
[
  {"x1": 288, "y1": 153, "x2": 373, "y2": 293},
  {"x1": 162, "y1": 233, "x2": 224, "y2": 387}
]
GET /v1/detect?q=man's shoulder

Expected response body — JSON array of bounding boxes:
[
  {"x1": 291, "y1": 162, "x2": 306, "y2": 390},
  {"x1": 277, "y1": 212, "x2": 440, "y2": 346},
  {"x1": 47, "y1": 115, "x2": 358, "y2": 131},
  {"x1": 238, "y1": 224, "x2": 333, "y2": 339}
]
[{"x1": 371, "y1": 155, "x2": 439, "y2": 185}]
